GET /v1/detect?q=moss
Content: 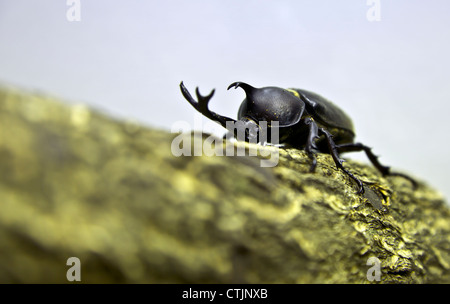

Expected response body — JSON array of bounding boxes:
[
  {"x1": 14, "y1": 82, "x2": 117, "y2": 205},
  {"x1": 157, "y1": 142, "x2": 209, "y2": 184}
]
[{"x1": 0, "y1": 86, "x2": 449, "y2": 283}]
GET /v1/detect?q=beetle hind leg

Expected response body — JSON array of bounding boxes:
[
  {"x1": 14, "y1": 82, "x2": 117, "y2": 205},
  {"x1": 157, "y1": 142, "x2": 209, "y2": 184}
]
[
  {"x1": 336, "y1": 142, "x2": 418, "y2": 188},
  {"x1": 319, "y1": 128, "x2": 365, "y2": 194},
  {"x1": 335, "y1": 143, "x2": 390, "y2": 175}
]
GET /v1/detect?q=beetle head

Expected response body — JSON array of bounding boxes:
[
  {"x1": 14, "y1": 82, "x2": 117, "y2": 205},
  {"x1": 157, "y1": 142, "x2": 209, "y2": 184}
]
[{"x1": 228, "y1": 82, "x2": 305, "y2": 127}]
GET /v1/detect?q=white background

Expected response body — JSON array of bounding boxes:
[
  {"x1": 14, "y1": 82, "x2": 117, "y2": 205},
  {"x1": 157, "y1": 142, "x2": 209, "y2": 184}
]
[{"x1": 0, "y1": 0, "x2": 449, "y2": 203}]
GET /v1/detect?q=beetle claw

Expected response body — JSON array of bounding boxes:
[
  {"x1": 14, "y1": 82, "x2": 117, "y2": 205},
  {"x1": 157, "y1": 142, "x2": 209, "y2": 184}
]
[
  {"x1": 195, "y1": 87, "x2": 215, "y2": 111},
  {"x1": 357, "y1": 183, "x2": 365, "y2": 195},
  {"x1": 196, "y1": 87, "x2": 215, "y2": 101},
  {"x1": 308, "y1": 160, "x2": 317, "y2": 173}
]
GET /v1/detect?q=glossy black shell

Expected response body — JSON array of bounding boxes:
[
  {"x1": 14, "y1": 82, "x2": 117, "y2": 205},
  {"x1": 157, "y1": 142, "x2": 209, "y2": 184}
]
[
  {"x1": 237, "y1": 88, "x2": 355, "y2": 150},
  {"x1": 294, "y1": 89, "x2": 354, "y2": 134},
  {"x1": 236, "y1": 87, "x2": 305, "y2": 126}
]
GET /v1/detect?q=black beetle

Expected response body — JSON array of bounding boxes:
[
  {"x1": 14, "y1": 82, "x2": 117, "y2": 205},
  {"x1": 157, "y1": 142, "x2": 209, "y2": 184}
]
[{"x1": 179, "y1": 81, "x2": 415, "y2": 194}]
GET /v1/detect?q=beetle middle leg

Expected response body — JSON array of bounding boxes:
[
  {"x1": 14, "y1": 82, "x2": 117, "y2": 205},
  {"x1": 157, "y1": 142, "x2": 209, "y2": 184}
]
[
  {"x1": 303, "y1": 117, "x2": 320, "y2": 172},
  {"x1": 319, "y1": 128, "x2": 365, "y2": 194}
]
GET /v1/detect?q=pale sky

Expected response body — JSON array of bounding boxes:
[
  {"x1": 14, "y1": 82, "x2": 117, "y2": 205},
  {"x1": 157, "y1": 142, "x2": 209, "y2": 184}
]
[{"x1": 1, "y1": 0, "x2": 449, "y2": 202}]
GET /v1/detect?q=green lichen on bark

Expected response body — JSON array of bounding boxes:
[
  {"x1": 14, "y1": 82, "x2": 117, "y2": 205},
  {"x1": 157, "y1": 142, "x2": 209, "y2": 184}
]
[{"x1": 0, "y1": 86, "x2": 449, "y2": 283}]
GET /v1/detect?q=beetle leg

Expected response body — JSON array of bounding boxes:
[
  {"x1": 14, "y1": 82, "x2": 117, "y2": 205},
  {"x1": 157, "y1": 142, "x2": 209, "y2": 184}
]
[
  {"x1": 336, "y1": 143, "x2": 418, "y2": 188},
  {"x1": 303, "y1": 117, "x2": 320, "y2": 172},
  {"x1": 179, "y1": 81, "x2": 236, "y2": 129},
  {"x1": 335, "y1": 143, "x2": 390, "y2": 175},
  {"x1": 319, "y1": 128, "x2": 365, "y2": 194}
]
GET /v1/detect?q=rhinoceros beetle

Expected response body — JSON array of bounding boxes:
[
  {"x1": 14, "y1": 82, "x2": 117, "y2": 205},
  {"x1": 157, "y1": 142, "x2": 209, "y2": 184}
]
[{"x1": 179, "y1": 81, "x2": 416, "y2": 194}]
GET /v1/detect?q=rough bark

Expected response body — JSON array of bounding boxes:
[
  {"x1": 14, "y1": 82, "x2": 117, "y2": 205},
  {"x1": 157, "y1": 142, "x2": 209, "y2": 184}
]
[{"x1": 0, "y1": 86, "x2": 449, "y2": 283}]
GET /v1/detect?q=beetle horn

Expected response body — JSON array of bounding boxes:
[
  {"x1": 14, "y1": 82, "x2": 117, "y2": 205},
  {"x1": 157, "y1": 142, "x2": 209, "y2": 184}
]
[{"x1": 227, "y1": 82, "x2": 256, "y2": 94}]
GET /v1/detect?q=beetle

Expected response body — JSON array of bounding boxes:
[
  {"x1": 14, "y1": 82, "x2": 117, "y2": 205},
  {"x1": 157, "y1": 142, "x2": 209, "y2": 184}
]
[{"x1": 179, "y1": 81, "x2": 415, "y2": 194}]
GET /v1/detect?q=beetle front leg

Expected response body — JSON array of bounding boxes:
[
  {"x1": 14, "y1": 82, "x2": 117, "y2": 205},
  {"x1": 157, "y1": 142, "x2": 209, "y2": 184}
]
[
  {"x1": 179, "y1": 81, "x2": 236, "y2": 129},
  {"x1": 319, "y1": 128, "x2": 365, "y2": 194},
  {"x1": 303, "y1": 117, "x2": 320, "y2": 172}
]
